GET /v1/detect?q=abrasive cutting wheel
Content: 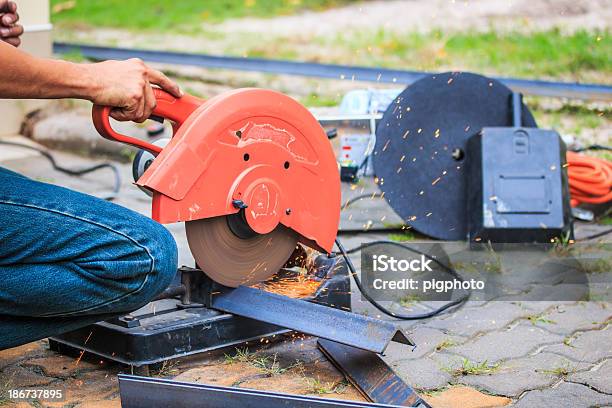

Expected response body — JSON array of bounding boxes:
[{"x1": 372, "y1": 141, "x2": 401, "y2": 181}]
[
  {"x1": 185, "y1": 215, "x2": 298, "y2": 287},
  {"x1": 92, "y1": 88, "x2": 341, "y2": 287}
]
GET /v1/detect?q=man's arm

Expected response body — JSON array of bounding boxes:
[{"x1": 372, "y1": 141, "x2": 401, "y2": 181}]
[{"x1": 0, "y1": 1, "x2": 182, "y2": 123}]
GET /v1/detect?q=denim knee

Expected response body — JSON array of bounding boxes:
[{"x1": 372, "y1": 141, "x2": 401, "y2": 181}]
[
  {"x1": 131, "y1": 219, "x2": 178, "y2": 304},
  {"x1": 89, "y1": 219, "x2": 178, "y2": 315}
]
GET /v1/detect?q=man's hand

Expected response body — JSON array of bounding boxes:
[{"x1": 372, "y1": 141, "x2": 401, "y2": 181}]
[
  {"x1": 85, "y1": 58, "x2": 183, "y2": 123},
  {"x1": 0, "y1": 0, "x2": 23, "y2": 47}
]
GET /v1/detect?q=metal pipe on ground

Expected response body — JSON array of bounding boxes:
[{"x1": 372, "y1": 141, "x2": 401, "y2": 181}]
[
  {"x1": 53, "y1": 43, "x2": 612, "y2": 102},
  {"x1": 118, "y1": 374, "x2": 417, "y2": 408}
]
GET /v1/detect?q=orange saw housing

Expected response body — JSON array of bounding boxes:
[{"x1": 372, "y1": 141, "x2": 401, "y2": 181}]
[{"x1": 92, "y1": 88, "x2": 341, "y2": 254}]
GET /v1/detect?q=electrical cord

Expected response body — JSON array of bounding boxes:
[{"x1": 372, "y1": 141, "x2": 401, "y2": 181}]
[
  {"x1": 578, "y1": 228, "x2": 612, "y2": 241},
  {"x1": 342, "y1": 192, "x2": 385, "y2": 209},
  {"x1": 0, "y1": 140, "x2": 121, "y2": 201},
  {"x1": 571, "y1": 144, "x2": 612, "y2": 153},
  {"x1": 567, "y1": 151, "x2": 612, "y2": 207},
  {"x1": 334, "y1": 238, "x2": 470, "y2": 320}
]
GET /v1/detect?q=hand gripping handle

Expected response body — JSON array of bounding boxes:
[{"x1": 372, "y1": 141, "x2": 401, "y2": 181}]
[{"x1": 92, "y1": 88, "x2": 203, "y2": 155}]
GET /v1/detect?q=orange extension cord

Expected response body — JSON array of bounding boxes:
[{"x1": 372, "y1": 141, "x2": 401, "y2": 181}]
[{"x1": 567, "y1": 151, "x2": 612, "y2": 207}]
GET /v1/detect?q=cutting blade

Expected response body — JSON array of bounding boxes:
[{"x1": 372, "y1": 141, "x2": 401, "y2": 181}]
[{"x1": 185, "y1": 215, "x2": 298, "y2": 287}]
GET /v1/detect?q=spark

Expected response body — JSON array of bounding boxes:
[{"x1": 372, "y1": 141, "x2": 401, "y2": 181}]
[{"x1": 75, "y1": 350, "x2": 85, "y2": 367}]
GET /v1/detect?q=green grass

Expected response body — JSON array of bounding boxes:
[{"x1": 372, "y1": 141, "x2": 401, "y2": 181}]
[
  {"x1": 600, "y1": 216, "x2": 612, "y2": 226},
  {"x1": 389, "y1": 230, "x2": 417, "y2": 242},
  {"x1": 303, "y1": 377, "x2": 347, "y2": 394},
  {"x1": 153, "y1": 360, "x2": 181, "y2": 377},
  {"x1": 444, "y1": 358, "x2": 501, "y2": 376},
  {"x1": 325, "y1": 28, "x2": 611, "y2": 81},
  {"x1": 251, "y1": 354, "x2": 300, "y2": 376},
  {"x1": 300, "y1": 92, "x2": 342, "y2": 107},
  {"x1": 525, "y1": 314, "x2": 557, "y2": 325},
  {"x1": 537, "y1": 362, "x2": 576, "y2": 377},
  {"x1": 224, "y1": 348, "x2": 301, "y2": 376},
  {"x1": 50, "y1": 0, "x2": 354, "y2": 30},
  {"x1": 399, "y1": 294, "x2": 421, "y2": 308},
  {"x1": 224, "y1": 347, "x2": 254, "y2": 364},
  {"x1": 582, "y1": 257, "x2": 612, "y2": 274},
  {"x1": 435, "y1": 339, "x2": 457, "y2": 352}
]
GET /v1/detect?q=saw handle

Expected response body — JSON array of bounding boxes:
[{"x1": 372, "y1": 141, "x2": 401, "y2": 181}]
[{"x1": 92, "y1": 88, "x2": 203, "y2": 155}]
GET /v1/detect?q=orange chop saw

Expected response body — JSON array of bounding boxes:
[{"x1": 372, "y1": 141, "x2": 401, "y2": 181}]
[{"x1": 92, "y1": 88, "x2": 341, "y2": 287}]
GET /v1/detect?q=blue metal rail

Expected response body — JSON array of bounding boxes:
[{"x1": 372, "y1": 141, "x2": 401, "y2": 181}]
[{"x1": 53, "y1": 42, "x2": 612, "y2": 102}]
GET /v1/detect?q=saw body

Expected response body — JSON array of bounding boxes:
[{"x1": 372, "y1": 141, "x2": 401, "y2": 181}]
[{"x1": 93, "y1": 88, "x2": 341, "y2": 287}]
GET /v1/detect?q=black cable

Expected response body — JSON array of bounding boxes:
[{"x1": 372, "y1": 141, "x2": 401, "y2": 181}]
[
  {"x1": 571, "y1": 144, "x2": 612, "y2": 153},
  {"x1": 577, "y1": 227, "x2": 612, "y2": 241},
  {"x1": 334, "y1": 238, "x2": 470, "y2": 320},
  {"x1": 342, "y1": 192, "x2": 385, "y2": 209},
  {"x1": 0, "y1": 141, "x2": 121, "y2": 201}
]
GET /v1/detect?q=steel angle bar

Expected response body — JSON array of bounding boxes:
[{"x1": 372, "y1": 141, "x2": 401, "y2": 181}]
[
  {"x1": 119, "y1": 374, "x2": 412, "y2": 408},
  {"x1": 318, "y1": 339, "x2": 430, "y2": 408},
  {"x1": 53, "y1": 43, "x2": 612, "y2": 101},
  {"x1": 211, "y1": 285, "x2": 414, "y2": 354}
]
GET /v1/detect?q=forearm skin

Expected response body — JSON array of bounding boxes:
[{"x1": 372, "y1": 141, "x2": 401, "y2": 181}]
[{"x1": 0, "y1": 41, "x2": 98, "y2": 100}]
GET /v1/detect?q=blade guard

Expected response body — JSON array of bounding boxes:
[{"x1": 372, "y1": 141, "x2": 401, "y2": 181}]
[{"x1": 93, "y1": 88, "x2": 340, "y2": 254}]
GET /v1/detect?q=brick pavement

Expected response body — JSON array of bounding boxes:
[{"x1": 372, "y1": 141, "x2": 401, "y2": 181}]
[{"x1": 1, "y1": 142, "x2": 610, "y2": 407}]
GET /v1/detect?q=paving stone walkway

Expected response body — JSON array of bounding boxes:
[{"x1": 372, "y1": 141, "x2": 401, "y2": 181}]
[{"x1": 0, "y1": 140, "x2": 610, "y2": 407}]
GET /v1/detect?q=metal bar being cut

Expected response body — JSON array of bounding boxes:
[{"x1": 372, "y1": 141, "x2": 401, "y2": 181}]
[
  {"x1": 318, "y1": 339, "x2": 431, "y2": 407},
  {"x1": 211, "y1": 285, "x2": 414, "y2": 354},
  {"x1": 119, "y1": 375, "x2": 414, "y2": 408},
  {"x1": 53, "y1": 42, "x2": 612, "y2": 101}
]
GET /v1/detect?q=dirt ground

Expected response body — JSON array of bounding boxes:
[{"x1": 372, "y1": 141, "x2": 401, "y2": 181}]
[{"x1": 216, "y1": 0, "x2": 612, "y2": 36}]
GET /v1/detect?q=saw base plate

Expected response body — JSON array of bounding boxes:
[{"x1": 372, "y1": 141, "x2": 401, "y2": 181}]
[{"x1": 49, "y1": 261, "x2": 351, "y2": 374}]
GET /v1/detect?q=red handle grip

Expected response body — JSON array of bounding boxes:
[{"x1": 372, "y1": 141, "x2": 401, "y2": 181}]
[{"x1": 92, "y1": 88, "x2": 204, "y2": 155}]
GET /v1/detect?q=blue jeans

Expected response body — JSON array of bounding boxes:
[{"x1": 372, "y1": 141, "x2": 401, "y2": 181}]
[{"x1": 0, "y1": 166, "x2": 177, "y2": 349}]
